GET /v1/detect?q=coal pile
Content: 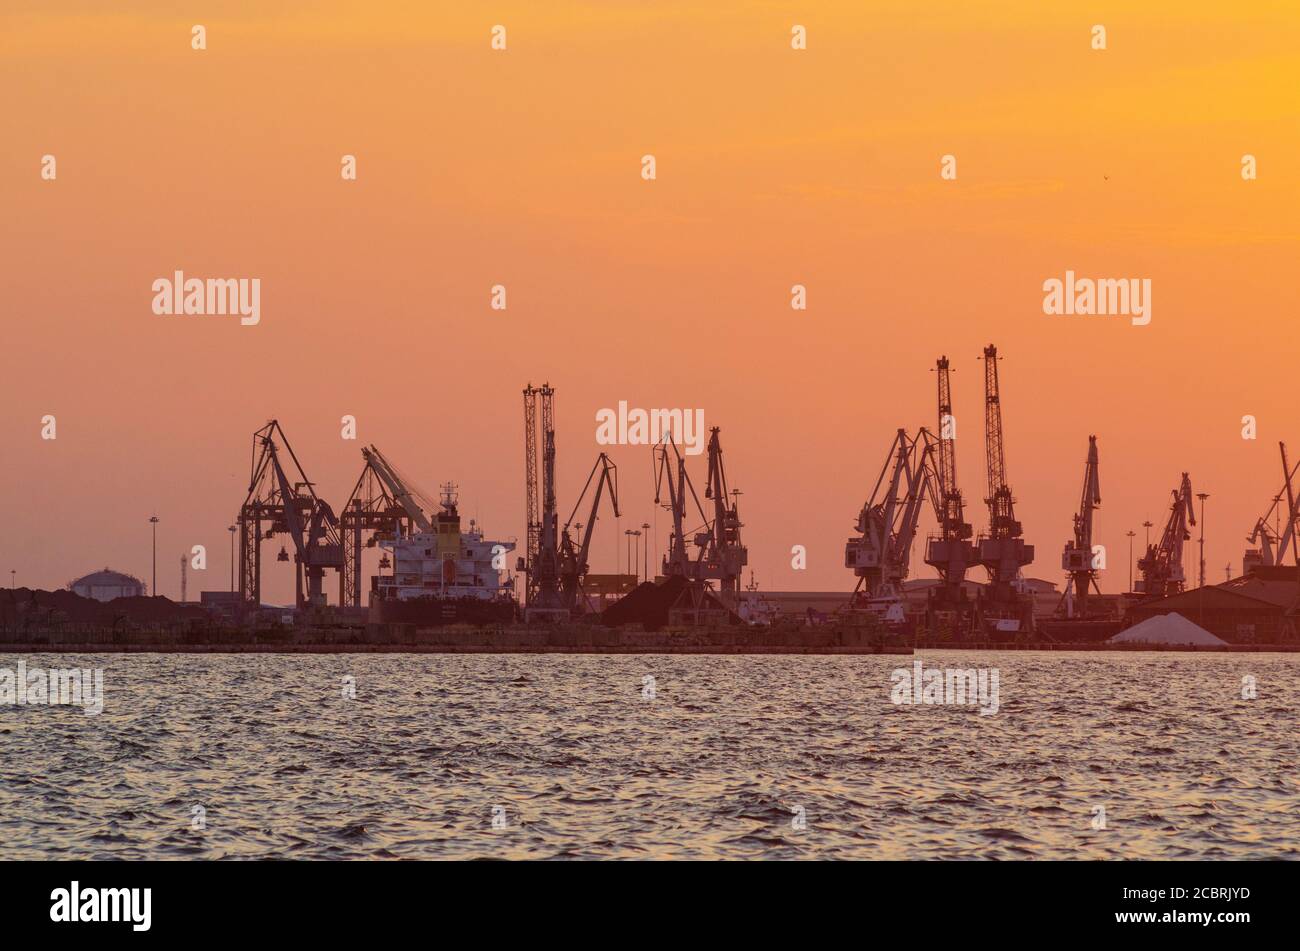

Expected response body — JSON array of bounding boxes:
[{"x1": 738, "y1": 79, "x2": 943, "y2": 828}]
[
  {"x1": 600, "y1": 576, "x2": 739, "y2": 631},
  {"x1": 0, "y1": 587, "x2": 210, "y2": 628}
]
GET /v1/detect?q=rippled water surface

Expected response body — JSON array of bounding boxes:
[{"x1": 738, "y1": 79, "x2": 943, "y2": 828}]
[{"x1": 1, "y1": 651, "x2": 1297, "y2": 859}]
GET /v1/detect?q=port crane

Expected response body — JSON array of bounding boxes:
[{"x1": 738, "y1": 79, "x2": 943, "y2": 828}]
[
  {"x1": 976, "y1": 345, "x2": 1035, "y2": 633},
  {"x1": 1136, "y1": 472, "x2": 1196, "y2": 598},
  {"x1": 238, "y1": 420, "x2": 343, "y2": 612},
  {"x1": 339, "y1": 445, "x2": 431, "y2": 607},
  {"x1": 521, "y1": 383, "x2": 566, "y2": 621},
  {"x1": 558, "y1": 452, "x2": 620, "y2": 612},
  {"x1": 654, "y1": 427, "x2": 748, "y2": 599},
  {"x1": 1243, "y1": 442, "x2": 1300, "y2": 574},
  {"x1": 923, "y1": 355, "x2": 979, "y2": 634},
  {"x1": 846, "y1": 428, "x2": 935, "y2": 625},
  {"x1": 1059, "y1": 435, "x2": 1102, "y2": 618},
  {"x1": 1246, "y1": 516, "x2": 1281, "y2": 572},
  {"x1": 522, "y1": 384, "x2": 623, "y2": 619},
  {"x1": 656, "y1": 435, "x2": 691, "y2": 580}
]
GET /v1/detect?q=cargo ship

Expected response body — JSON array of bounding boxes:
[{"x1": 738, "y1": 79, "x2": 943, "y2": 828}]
[{"x1": 369, "y1": 483, "x2": 518, "y2": 625}]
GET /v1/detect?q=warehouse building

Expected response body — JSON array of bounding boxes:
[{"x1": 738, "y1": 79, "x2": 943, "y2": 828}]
[{"x1": 1121, "y1": 566, "x2": 1299, "y2": 644}]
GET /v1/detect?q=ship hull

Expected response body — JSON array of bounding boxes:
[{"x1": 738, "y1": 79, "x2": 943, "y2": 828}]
[
  {"x1": 1037, "y1": 618, "x2": 1124, "y2": 642},
  {"x1": 369, "y1": 595, "x2": 517, "y2": 626}
]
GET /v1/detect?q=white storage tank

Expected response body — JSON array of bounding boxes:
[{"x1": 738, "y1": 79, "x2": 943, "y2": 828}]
[{"x1": 69, "y1": 567, "x2": 146, "y2": 602}]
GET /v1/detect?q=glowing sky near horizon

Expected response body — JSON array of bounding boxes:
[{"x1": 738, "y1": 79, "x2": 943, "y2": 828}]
[{"x1": 2, "y1": 2, "x2": 1298, "y2": 601}]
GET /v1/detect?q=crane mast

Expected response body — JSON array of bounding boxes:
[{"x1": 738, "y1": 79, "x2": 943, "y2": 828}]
[
  {"x1": 983, "y1": 346, "x2": 1018, "y2": 538},
  {"x1": 702, "y1": 428, "x2": 747, "y2": 596},
  {"x1": 976, "y1": 344, "x2": 1035, "y2": 633},
  {"x1": 655, "y1": 438, "x2": 690, "y2": 578},
  {"x1": 934, "y1": 357, "x2": 966, "y2": 537},
  {"x1": 1136, "y1": 472, "x2": 1196, "y2": 599},
  {"x1": 522, "y1": 383, "x2": 564, "y2": 619},
  {"x1": 923, "y1": 356, "x2": 979, "y2": 634},
  {"x1": 1059, "y1": 435, "x2": 1102, "y2": 618},
  {"x1": 523, "y1": 386, "x2": 539, "y2": 590}
]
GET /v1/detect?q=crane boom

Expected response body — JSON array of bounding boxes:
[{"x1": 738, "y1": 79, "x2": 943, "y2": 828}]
[
  {"x1": 1279, "y1": 442, "x2": 1300, "y2": 565},
  {"x1": 655, "y1": 437, "x2": 689, "y2": 576},
  {"x1": 900, "y1": 430, "x2": 939, "y2": 575},
  {"x1": 362, "y1": 446, "x2": 433, "y2": 532},
  {"x1": 847, "y1": 428, "x2": 935, "y2": 625},
  {"x1": 340, "y1": 446, "x2": 421, "y2": 607},
  {"x1": 558, "y1": 453, "x2": 620, "y2": 611}
]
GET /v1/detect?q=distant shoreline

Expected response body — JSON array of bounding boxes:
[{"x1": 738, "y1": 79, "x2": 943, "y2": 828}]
[
  {"x1": 0, "y1": 642, "x2": 913, "y2": 655},
  {"x1": 1, "y1": 642, "x2": 1296, "y2": 655}
]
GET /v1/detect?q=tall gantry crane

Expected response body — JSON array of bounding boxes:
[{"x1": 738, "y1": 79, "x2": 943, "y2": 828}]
[
  {"x1": 238, "y1": 420, "x2": 343, "y2": 612},
  {"x1": 522, "y1": 384, "x2": 619, "y2": 620},
  {"x1": 1244, "y1": 442, "x2": 1300, "y2": 574},
  {"x1": 654, "y1": 427, "x2": 748, "y2": 598},
  {"x1": 846, "y1": 428, "x2": 935, "y2": 625},
  {"x1": 1059, "y1": 435, "x2": 1102, "y2": 618},
  {"x1": 923, "y1": 356, "x2": 979, "y2": 632},
  {"x1": 558, "y1": 453, "x2": 620, "y2": 611},
  {"x1": 522, "y1": 383, "x2": 564, "y2": 619},
  {"x1": 976, "y1": 344, "x2": 1035, "y2": 632},
  {"x1": 339, "y1": 445, "x2": 429, "y2": 607},
  {"x1": 1136, "y1": 472, "x2": 1196, "y2": 598}
]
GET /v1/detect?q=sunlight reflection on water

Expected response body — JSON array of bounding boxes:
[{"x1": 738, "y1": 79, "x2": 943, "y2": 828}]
[{"x1": 1, "y1": 650, "x2": 1296, "y2": 859}]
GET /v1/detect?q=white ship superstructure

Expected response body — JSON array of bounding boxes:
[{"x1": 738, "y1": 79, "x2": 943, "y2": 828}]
[{"x1": 373, "y1": 483, "x2": 515, "y2": 604}]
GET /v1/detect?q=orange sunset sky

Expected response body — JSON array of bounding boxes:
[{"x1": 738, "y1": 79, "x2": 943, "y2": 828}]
[{"x1": 2, "y1": 1, "x2": 1299, "y2": 604}]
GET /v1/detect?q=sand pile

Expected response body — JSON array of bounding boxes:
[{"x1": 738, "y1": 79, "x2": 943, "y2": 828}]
[{"x1": 1108, "y1": 612, "x2": 1228, "y2": 646}]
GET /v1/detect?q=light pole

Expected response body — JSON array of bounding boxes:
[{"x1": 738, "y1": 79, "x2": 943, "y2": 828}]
[
  {"x1": 9, "y1": 570, "x2": 14, "y2": 590},
  {"x1": 1142, "y1": 520, "x2": 1153, "y2": 550},
  {"x1": 149, "y1": 514, "x2": 160, "y2": 597},
  {"x1": 625, "y1": 530, "x2": 634, "y2": 577},
  {"x1": 1126, "y1": 530, "x2": 1136, "y2": 593},
  {"x1": 641, "y1": 523, "x2": 650, "y2": 582},
  {"x1": 1196, "y1": 493, "x2": 1209, "y2": 588},
  {"x1": 228, "y1": 524, "x2": 237, "y2": 593}
]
